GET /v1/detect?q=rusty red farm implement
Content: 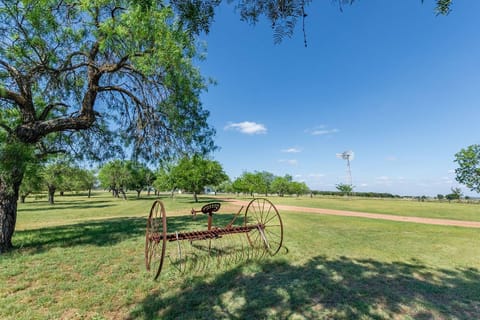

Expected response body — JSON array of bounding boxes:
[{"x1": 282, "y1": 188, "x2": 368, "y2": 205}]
[{"x1": 145, "y1": 198, "x2": 284, "y2": 280}]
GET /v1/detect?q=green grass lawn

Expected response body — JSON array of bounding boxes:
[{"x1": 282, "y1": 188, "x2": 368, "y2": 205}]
[{"x1": 1, "y1": 192, "x2": 479, "y2": 319}]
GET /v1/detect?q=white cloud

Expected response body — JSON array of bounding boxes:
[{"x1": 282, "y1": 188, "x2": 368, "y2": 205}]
[
  {"x1": 281, "y1": 147, "x2": 302, "y2": 153},
  {"x1": 312, "y1": 129, "x2": 339, "y2": 135},
  {"x1": 308, "y1": 173, "x2": 325, "y2": 178},
  {"x1": 306, "y1": 125, "x2": 339, "y2": 136},
  {"x1": 224, "y1": 121, "x2": 267, "y2": 135},
  {"x1": 279, "y1": 159, "x2": 298, "y2": 166}
]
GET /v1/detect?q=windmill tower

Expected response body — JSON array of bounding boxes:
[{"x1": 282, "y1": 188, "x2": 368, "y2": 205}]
[{"x1": 336, "y1": 150, "x2": 354, "y2": 186}]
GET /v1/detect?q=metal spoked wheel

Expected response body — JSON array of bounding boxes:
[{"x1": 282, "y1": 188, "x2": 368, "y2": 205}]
[
  {"x1": 244, "y1": 198, "x2": 284, "y2": 255},
  {"x1": 145, "y1": 200, "x2": 167, "y2": 280}
]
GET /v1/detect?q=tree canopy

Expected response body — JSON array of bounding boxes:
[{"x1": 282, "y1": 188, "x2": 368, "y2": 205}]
[
  {"x1": 232, "y1": 172, "x2": 309, "y2": 197},
  {"x1": 336, "y1": 183, "x2": 354, "y2": 196},
  {"x1": 171, "y1": 155, "x2": 228, "y2": 202},
  {"x1": 0, "y1": 0, "x2": 215, "y2": 160},
  {"x1": 454, "y1": 144, "x2": 480, "y2": 194}
]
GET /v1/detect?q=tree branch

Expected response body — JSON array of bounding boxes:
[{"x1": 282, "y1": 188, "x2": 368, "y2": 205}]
[
  {"x1": 0, "y1": 86, "x2": 27, "y2": 107},
  {"x1": 0, "y1": 123, "x2": 13, "y2": 134},
  {"x1": 35, "y1": 141, "x2": 67, "y2": 159},
  {"x1": 100, "y1": 56, "x2": 130, "y2": 74},
  {"x1": 38, "y1": 102, "x2": 70, "y2": 121},
  {"x1": 98, "y1": 85, "x2": 145, "y2": 107},
  {"x1": 0, "y1": 59, "x2": 36, "y2": 121},
  {"x1": 0, "y1": 59, "x2": 22, "y2": 81},
  {"x1": 15, "y1": 115, "x2": 95, "y2": 143}
]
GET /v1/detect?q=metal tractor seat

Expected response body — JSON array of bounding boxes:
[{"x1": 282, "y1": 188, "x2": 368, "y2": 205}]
[{"x1": 201, "y1": 202, "x2": 221, "y2": 215}]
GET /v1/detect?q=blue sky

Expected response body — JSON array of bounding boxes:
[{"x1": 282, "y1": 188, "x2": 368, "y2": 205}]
[{"x1": 197, "y1": 0, "x2": 480, "y2": 197}]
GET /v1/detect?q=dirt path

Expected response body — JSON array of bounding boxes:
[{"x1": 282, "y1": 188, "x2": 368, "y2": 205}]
[{"x1": 226, "y1": 199, "x2": 480, "y2": 229}]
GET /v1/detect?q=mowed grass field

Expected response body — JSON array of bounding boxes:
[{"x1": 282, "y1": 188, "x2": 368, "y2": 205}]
[{"x1": 1, "y1": 192, "x2": 480, "y2": 319}]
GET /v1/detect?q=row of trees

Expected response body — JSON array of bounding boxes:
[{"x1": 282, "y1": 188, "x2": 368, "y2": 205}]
[
  {"x1": 19, "y1": 159, "x2": 156, "y2": 204},
  {"x1": 218, "y1": 172, "x2": 310, "y2": 197},
  {"x1": 98, "y1": 161, "x2": 155, "y2": 199},
  {"x1": 19, "y1": 161, "x2": 96, "y2": 205},
  {"x1": 19, "y1": 157, "x2": 313, "y2": 204}
]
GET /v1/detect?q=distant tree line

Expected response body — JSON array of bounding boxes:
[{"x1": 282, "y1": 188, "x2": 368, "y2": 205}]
[
  {"x1": 311, "y1": 190, "x2": 401, "y2": 198},
  {"x1": 216, "y1": 172, "x2": 310, "y2": 197},
  {"x1": 19, "y1": 159, "x2": 96, "y2": 205},
  {"x1": 18, "y1": 155, "x2": 229, "y2": 204}
]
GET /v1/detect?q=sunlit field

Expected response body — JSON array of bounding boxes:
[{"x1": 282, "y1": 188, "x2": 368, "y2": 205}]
[{"x1": 1, "y1": 192, "x2": 479, "y2": 319}]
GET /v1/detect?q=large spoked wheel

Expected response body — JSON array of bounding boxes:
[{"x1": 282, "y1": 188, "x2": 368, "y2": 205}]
[
  {"x1": 244, "y1": 198, "x2": 283, "y2": 255},
  {"x1": 145, "y1": 200, "x2": 167, "y2": 280}
]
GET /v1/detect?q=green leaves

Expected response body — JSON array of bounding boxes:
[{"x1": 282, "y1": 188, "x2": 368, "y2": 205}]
[
  {"x1": 170, "y1": 155, "x2": 227, "y2": 196},
  {"x1": 454, "y1": 145, "x2": 480, "y2": 193},
  {"x1": 336, "y1": 183, "x2": 354, "y2": 196}
]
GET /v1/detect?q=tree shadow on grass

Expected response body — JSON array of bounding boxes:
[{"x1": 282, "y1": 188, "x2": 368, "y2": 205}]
[
  {"x1": 13, "y1": 213, "x2": 240, "y2": 255},
  {"x1": 130, "y1": 256, "x2": 480, "y2": 319},
  {"x1": 13, "y1": 217, "x2": 146, "y2": 254},
  {"x1": 18, "y1": 199, "x2": 115, "y2": 212}
]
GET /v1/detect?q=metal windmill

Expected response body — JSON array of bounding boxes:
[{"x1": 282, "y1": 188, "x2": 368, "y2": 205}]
[{"x1": 336, "y1": 150, "x2": 354, "y2": 186}]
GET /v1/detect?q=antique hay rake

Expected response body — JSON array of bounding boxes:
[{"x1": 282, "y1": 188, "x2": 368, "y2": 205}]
[{"x1": 145, "y1": 198, "x2": 284, "y2": 280}]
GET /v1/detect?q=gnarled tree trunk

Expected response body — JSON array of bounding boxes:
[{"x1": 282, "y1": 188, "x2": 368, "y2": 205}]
[{"x1": 0, "y1": 170, "x2": 23, "y2": 253}]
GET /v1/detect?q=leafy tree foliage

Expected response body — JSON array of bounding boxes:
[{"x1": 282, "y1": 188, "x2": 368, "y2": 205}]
[
  {"x1": 232, "y1": 172, "x2": 309, "y2": 197},
  {"x1": 232, "y1": 171, "x2": 275, "y2": 196},
  {"x1": 72, "y1": 168, "x2": 97, "y2": 198},
  {"x1": 232, "y1": 172, "x2": 256, "y2": 196},
  {"x1": 98, "y1": 160, "x2": 131, "y2": 199},
  {"x1": 454, "y1": 144, "x2": 480, "y2": 193},
  {"x1": 42, "y1": 160, "x2": 77, "y2": 204},
  {"x1": 445, "y1": 187, "x2": 462, "y2": 202},
  {"x1": 171, "y1": 155, "x2": 228, "y2": 202},
  {"x1": 216, "y1": 179, "x2": 234, "y2": 193},
  {"x1": 271, "y1": 175, "x2": 293, "y2": 197},
  {"x1": 289, "y1": 181, "x2": 310, "y2": 197},
  {"x1": 256, "y1": 171, "x2": 275, "y2": 196},
  {"x1": 336, "y1": 183, "x2": 354, "y2": 196},
  {"x1": 153, "y1": 165, "x2": 177, "y2": 197},
  {"x1": 125, "y1": 162, "x2": 154, "y2": 198},
  {"x1": 19, "y1": 162, "x2": 43, "y2": 203}
]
